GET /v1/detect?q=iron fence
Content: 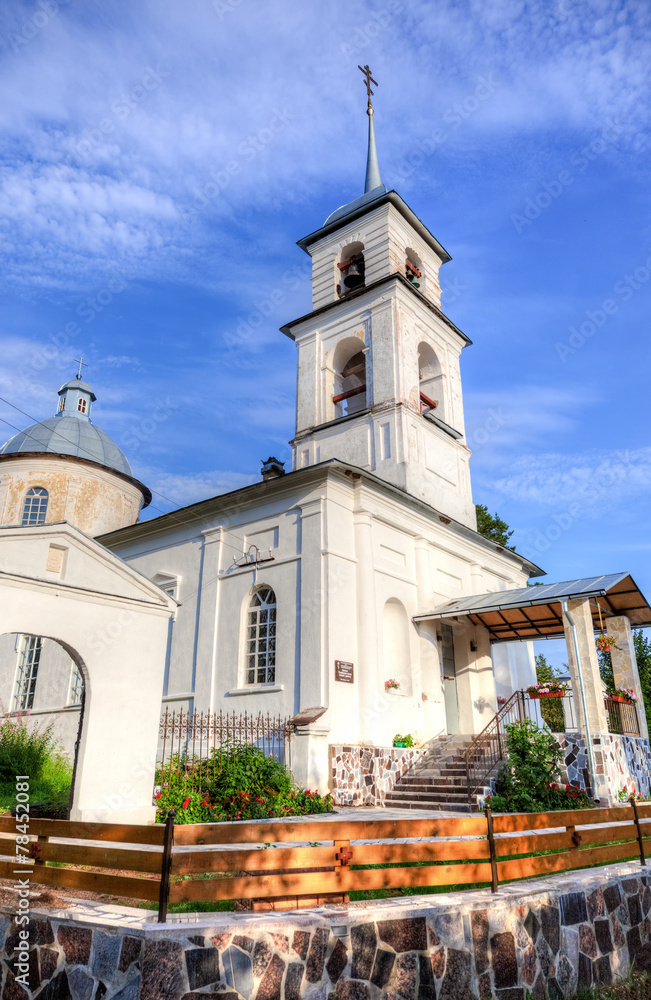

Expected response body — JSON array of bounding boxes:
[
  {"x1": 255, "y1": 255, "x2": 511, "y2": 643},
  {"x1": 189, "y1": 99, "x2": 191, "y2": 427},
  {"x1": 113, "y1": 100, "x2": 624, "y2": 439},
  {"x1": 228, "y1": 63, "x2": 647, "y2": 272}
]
[
  {"x1": 605, "y1": 696, "x2": 641, "y2": 737},
  {"x1": 464, "y1": 689, "x2": 526, "y2": 806},
  {"x1": 157, "y1": 709, "x2": 293, "y2": 789}
]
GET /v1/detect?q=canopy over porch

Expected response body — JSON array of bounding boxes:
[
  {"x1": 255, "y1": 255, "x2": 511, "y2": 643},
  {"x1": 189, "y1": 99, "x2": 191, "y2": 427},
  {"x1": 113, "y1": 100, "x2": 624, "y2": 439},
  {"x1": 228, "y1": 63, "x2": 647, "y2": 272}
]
[{"x1": 413, "y1": 573, "x2": 651, "y2": 643}]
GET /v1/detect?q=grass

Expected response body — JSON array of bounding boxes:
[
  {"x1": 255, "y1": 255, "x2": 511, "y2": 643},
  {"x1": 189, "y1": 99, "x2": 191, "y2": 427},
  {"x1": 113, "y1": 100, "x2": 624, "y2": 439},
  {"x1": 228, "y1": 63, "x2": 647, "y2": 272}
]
[{"x1": 0, "y1": 751, "x2": 72, "y2": 818}]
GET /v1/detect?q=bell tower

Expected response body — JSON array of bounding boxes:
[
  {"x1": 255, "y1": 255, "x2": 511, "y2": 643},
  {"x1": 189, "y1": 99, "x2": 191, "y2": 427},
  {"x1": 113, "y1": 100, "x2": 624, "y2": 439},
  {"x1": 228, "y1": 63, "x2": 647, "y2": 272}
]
[{"x1": 281, "y1": 69, "x2": 476, "y2": 529}]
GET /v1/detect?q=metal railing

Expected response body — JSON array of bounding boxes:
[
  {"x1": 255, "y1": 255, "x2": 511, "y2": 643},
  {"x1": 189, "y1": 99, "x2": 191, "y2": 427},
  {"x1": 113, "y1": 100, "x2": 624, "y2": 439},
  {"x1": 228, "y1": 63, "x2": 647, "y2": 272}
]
[
  {"x1": 605, "y1": 696, "x2": 641, "y2": 736},
  {"x1": 157, "y1": 709, "x2": 293, "y2": 789},
  {"x1": 464, "y1": 690, "x2": 526, "y2": 807}
]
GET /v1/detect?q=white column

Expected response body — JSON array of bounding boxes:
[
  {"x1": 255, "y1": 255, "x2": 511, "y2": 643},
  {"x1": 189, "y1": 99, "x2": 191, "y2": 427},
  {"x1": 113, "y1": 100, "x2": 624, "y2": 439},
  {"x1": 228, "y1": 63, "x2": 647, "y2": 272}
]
[
  {"x1": 298, "y1": 498, "x2": 325, "y2": 710},
  {"x1": 606, "y1": 615, "x2": 648, "y2": 740},
  {"x1": 194, "y1": 527, "x2": 223, "y2": 712},
  {"x1": 414, "y1": 537, "x2": 445, "y2": 737},
  {"x1": 354, "y1": 510, "x2": 379, "y2": 743}
]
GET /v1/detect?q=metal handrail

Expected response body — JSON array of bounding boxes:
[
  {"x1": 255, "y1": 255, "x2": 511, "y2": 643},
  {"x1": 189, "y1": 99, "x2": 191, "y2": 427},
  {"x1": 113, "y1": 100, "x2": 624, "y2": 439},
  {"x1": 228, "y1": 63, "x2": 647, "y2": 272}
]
[{"x1": 464, "y1": 690, "x2": 526, "y2": 807}]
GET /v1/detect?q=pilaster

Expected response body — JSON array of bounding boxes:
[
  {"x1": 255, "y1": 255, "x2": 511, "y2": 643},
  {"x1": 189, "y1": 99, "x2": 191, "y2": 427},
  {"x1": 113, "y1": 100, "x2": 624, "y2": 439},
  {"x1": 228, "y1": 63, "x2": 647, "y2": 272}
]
[{"x1": 606, "y1": 615, "x2": 648, "y2": 740}]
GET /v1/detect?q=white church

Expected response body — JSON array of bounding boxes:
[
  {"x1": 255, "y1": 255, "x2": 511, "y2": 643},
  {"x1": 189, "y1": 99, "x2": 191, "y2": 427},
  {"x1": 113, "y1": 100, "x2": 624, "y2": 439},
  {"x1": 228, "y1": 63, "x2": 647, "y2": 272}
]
[{"x1": 0, "y1": 87, "x2": 648, "y2": 820}]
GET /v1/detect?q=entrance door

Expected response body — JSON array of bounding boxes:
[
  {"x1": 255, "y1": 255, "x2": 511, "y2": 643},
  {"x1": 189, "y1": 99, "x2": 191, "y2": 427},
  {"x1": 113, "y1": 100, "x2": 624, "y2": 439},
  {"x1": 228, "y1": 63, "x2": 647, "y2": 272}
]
[{"x1": 441, "y1": 624, "x2": 459, "y2": 734}]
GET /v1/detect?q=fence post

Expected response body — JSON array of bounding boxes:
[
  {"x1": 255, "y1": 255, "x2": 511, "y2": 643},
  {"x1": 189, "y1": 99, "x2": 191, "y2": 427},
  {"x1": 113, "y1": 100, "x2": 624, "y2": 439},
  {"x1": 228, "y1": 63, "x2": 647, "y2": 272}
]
[
  {"x1": 485, "y1": 803, "x2": 499, "y2": 893},
  {"x1": 630, "y1": 797, "x2": 647, "y2": 867},
  {"x1": 158, "y1": 809, "x2": 176, "y2": 923}
]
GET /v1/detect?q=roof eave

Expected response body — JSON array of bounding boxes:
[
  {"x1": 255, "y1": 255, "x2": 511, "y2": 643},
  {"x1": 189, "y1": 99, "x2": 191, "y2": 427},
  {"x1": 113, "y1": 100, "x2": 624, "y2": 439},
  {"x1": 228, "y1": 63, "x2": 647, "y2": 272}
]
[
  {"x1": 297, "y1": 190, "x2": 452, "y2": 263},
  {"x1": 280, "y1": 273, "x2": 471, "y2": 347}
]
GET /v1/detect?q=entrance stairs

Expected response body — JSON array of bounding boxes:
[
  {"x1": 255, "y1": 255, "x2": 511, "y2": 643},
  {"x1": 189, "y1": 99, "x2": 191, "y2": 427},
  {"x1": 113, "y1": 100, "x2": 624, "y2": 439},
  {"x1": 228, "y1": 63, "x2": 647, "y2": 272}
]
[{"x1": 384, "y1": 734, "x2": 490, "y2": 813}]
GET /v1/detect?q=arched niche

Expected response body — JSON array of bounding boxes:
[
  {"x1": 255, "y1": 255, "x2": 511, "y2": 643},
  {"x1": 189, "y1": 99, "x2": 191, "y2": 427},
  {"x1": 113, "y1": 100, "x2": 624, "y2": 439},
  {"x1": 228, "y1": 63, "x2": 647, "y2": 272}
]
[
  {"x1": 331, "y1": 336, "x2": 368, "y2": 419},
  {"x1": 382, "y1": 598, "x2": 413, "y2": 697},
  {"x1": 418, "y1": 341, "x2": 444, "y2": 419}
]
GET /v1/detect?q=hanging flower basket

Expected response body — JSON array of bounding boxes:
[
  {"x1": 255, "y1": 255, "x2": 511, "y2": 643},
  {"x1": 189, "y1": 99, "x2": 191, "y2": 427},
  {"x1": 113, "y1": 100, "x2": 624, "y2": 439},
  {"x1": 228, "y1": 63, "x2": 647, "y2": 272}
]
[
  {"x1": 529, "y1": 691, "x2": 565, "y2": 700},
  {"x1": 596, "y1": 634, "x2": 616, "y2": 654},
  {"x1": 611, "y1": 695, "x2": 632, "y2": 704}
]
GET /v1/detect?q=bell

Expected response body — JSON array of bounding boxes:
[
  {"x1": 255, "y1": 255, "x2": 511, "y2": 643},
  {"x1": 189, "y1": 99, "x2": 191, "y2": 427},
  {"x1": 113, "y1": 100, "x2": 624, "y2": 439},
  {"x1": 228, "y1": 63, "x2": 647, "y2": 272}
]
[
  {"x1": 407, "y1": 272, "x2": 420, "y2": 289},
  {"x1": 344, "y1": 263, "x2": 364, "y2": 288}
]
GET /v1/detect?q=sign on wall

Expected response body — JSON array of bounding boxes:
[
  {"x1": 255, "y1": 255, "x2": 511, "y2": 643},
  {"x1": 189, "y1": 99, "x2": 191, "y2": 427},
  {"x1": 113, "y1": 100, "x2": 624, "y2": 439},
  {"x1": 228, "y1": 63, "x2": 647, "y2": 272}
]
[{"x1": 335, "y1": 660, "x2": 354, "y2": 683}]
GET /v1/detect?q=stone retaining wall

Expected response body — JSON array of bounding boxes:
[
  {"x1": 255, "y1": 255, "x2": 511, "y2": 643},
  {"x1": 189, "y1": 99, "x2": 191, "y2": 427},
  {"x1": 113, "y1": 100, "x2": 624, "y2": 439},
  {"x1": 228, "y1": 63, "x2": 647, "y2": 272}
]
[
  {"x1": 1, "y1": 862, "x2": 649, "y2": 999},
  {"x1": 329, "y1": 744, "x2": 426, "y2": 806},
  {"x1": 556, "y1": 733, "x2": 651, "y2": 800}
]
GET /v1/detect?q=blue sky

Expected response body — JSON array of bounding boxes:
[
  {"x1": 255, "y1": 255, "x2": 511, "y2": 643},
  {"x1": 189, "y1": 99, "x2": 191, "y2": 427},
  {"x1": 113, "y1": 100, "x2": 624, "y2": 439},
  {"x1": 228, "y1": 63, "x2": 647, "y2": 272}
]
[{"x1": 1, "y1": 0, "x2": 650, "y2": 668}]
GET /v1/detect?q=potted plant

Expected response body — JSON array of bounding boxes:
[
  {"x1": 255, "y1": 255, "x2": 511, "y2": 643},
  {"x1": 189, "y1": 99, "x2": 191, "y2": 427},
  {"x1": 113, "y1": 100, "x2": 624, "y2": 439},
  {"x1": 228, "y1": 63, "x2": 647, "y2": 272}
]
[
  {"x1": 596, "y1": 634, "x2": 617, "y2": 654},
  {"x1": 393, "y1": 733, "x2": 414, "y2": 748},
  {"x1": 609, "y1": 687, "x2": 637, "y2": 704},
  {"x1": 385, "y1": 678, "x2": 401, "y2": 692},
  {"x1": 526, "y1": 680, "x2": 567, "y2": 699}
]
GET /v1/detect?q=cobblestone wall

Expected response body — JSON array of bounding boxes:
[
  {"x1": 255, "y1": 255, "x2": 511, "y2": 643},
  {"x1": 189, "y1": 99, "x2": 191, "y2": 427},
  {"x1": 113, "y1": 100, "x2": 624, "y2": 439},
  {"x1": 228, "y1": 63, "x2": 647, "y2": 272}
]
[
  {"x1": 1, "y1": 863, "x2": 649, "y2": 999},
  {"x1": 330, "y1": 744, "x2": 426, "y2": 806},
  {"x1": 557, "y1": 733, "x2": 651, "y2": 801}
]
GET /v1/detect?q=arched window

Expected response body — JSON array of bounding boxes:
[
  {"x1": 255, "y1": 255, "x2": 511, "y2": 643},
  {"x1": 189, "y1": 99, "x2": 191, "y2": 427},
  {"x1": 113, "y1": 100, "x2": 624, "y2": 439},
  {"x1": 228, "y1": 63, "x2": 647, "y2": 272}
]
[
  {"x1": 336, "y1": 241, "x2": 365, "y2": 296},
  {"x1": 418, "y1": 341, "x2": 444, "y2": 419},
  {"x1": 13, "y1": 635, "x2": 42, "y2": 710},
  {"x1": 21, "y1": 488, "x2": 48, "y2": 526},
  {"x1": 77, "y1": 397, "x2": 87, "y2": 414},
  {"x1": 246, "y1": 586, "x2": 276, "y2": 685},
  {"x1": 405, "y1": 248, "x2": 424, "y2": 292},
  {"x1": 57, "y1": 397, "x2": 65, "y2": 413},
  {"x1": 332, "y1": 338, "x2": 367, "y2": 418}
]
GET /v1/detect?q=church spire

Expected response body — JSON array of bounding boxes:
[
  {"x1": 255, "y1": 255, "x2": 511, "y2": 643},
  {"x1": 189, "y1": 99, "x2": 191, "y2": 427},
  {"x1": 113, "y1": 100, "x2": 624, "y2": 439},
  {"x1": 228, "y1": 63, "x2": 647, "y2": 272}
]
[{"x1": 358, "y1": 64, "x2": 382, "y2": 193}]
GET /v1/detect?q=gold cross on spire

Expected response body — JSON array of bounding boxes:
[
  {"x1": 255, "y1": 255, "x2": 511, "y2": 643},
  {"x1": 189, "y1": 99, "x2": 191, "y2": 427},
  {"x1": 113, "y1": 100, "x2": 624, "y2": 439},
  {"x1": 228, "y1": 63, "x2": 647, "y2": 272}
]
[
  {"x1": 358, "y1": 64, "x2": 378, "y2": 115},
  {"x1": 74, "y1": 356, "x2": 88, "y2": 380}
]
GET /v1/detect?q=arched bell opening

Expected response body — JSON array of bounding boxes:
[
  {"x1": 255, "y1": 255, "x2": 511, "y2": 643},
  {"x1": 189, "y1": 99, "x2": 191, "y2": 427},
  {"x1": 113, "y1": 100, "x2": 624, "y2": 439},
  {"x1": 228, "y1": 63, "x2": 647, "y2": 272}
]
[
  {"x1": 332, "y1": 337, "x2": 368, "y2": 419},
  {"x1": 417, "y1": 341, "x2": 444, "y2": 420},
  {"x1": 336, "y1": 241, "x2": 365, "y2": 297}
]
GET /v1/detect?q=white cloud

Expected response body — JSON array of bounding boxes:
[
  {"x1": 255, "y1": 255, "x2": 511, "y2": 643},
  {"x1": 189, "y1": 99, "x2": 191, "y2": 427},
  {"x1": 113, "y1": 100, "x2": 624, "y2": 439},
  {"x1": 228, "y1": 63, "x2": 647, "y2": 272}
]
[{"x1": 491, "y1": 446, "x2": 651, "y2": 510}]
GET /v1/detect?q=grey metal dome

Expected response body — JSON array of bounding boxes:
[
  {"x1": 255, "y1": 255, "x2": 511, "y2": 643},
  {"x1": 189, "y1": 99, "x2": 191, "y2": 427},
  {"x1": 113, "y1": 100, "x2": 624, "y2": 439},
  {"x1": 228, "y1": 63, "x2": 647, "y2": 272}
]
[{"x1": 0, "y1": 415, "x2": 133, "y2": 477}]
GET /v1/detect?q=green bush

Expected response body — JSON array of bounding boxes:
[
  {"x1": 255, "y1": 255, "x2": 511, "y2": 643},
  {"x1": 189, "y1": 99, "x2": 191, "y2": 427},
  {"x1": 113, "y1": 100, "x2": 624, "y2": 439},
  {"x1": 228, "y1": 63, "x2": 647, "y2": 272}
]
[
  {"x1": 155, "y1": 740, "x2": 333, "y2": 824},
  {"x1": 0, "y1": 713, "x2": 59, "y2": 782},
  {"x1": 0, "y1": 714, "x2": 73, "y2": 818},
  {"x1": 486, "y1": 718, "x2": 593, "y2": 813}
]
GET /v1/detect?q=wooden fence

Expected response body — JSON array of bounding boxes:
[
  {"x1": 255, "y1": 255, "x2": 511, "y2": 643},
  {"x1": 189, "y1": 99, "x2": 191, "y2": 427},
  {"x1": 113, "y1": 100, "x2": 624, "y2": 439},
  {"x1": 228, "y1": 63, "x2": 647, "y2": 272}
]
[{"x1": 0, "y1": 802, "x2": 649, "y2": 922}]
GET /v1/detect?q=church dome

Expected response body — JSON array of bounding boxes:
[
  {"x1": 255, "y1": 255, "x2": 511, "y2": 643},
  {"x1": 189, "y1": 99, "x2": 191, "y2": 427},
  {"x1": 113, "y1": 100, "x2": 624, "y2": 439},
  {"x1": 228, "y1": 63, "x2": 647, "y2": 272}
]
[{"x1": 0, "y1": 415, "x2": 133, "y2": 476}]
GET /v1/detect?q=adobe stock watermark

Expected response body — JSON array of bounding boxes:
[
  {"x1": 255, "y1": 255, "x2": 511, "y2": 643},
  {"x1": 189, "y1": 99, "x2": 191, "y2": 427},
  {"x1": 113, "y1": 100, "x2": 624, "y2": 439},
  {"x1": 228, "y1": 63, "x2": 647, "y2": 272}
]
[
  {"x1": 75, "y1": 65, "x2": 170, "y2": 158},
  {"x1": 339, "y1": 1, "x2": 403, "y2": 58},
  {"x1": 555, "y1": 249, "x2": 651, "y2": 362},
  {"x1": 221, "y1": 260, "x2": 312, "y2": 365},
  {"x1": 527, "y1": 451, "x2": 636, "y2": 556},
  {"x1": 187, "y1": 107, "x2": 296, "y2": 224},
  {"x1": 386, "y1": 75, "x2": 500, "y2": 188},
  {"x1": 212, "y1": 0, "x2": 243, "y2": 18},
  {"x1": 123, "y1": 397, "x2": 181, "y2": 452},
  {"x1": 17, "y1": 274, "x2": 129, "y2": 384},
  {"x1": 511, "y1": 118, "x2": 626, "y2": 234},
  {"x1": 7, "y1": 0, "x2": 71, "y2": 54}
]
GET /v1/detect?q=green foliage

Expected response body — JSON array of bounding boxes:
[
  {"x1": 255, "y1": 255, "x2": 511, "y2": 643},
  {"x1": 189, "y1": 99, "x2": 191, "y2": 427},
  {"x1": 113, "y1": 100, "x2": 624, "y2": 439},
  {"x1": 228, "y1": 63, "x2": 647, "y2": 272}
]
[
  {"x1": 486, "y1": 718, "x2": 592, "y2": 813},
  {"x1": 534, "y1": 654, "x2": 565, "y2": 733},
  {"x1": 155, "y1": 740, "x2": 333, "y2": 824},
  {"x1": 0, "y1": 713, "x2": 59, "y2": 782},
  {"x1": 475, "y1": 504, "x2": 515, "y2": 550},
  {"x1": 156, "y1": 784, "x2": 333, "y2": 824},
  {"x1": 0, "y1": 714, "x2": 73, "y2": 819},
  {"x1": 393, "y1": 734, "x2": 415, "y2": 747}
]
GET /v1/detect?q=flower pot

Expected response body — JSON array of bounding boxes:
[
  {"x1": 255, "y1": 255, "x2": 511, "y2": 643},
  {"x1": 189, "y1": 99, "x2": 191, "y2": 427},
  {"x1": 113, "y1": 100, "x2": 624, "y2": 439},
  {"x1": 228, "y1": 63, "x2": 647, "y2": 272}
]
[
  {"x1": 393, "y1": 741, "x2": 407, "y2": 748},
  {"x1": 611, "y1": 695, "x2": 633, "y2": 704},
  {"x1": 529, "y1": 691, "x2": 564, "y2": 699}
]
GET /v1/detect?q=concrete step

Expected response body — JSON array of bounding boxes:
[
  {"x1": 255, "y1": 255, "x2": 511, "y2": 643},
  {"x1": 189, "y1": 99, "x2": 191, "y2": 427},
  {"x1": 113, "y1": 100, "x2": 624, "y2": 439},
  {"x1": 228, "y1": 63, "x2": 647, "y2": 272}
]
[
  {"x1": 384, "y1": 797, "x2": 476, "y2": 814},
  {"x1": 385, "y1": 789, "x2": 471, "y2": 805}
]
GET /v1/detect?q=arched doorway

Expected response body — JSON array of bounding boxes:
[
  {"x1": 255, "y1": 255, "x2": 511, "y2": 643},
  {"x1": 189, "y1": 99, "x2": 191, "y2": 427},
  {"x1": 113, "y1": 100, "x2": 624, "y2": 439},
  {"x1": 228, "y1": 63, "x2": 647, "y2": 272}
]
[
  {"x1": 0, "y1": 522, "x2": 175, "y2": 823},
  {"x1": 0, "y1": 633, "x2": 86, "y2": 818}
]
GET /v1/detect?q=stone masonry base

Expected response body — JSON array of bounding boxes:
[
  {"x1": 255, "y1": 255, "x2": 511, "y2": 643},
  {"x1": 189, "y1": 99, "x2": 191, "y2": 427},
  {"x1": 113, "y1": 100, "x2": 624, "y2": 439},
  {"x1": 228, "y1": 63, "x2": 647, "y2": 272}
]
[
  {"x1": 1, "y1": 862, "x2": 650, "y2": 999},
  {"x1": 330, "y1": 745, "x2": 426, "y2": 806}
]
